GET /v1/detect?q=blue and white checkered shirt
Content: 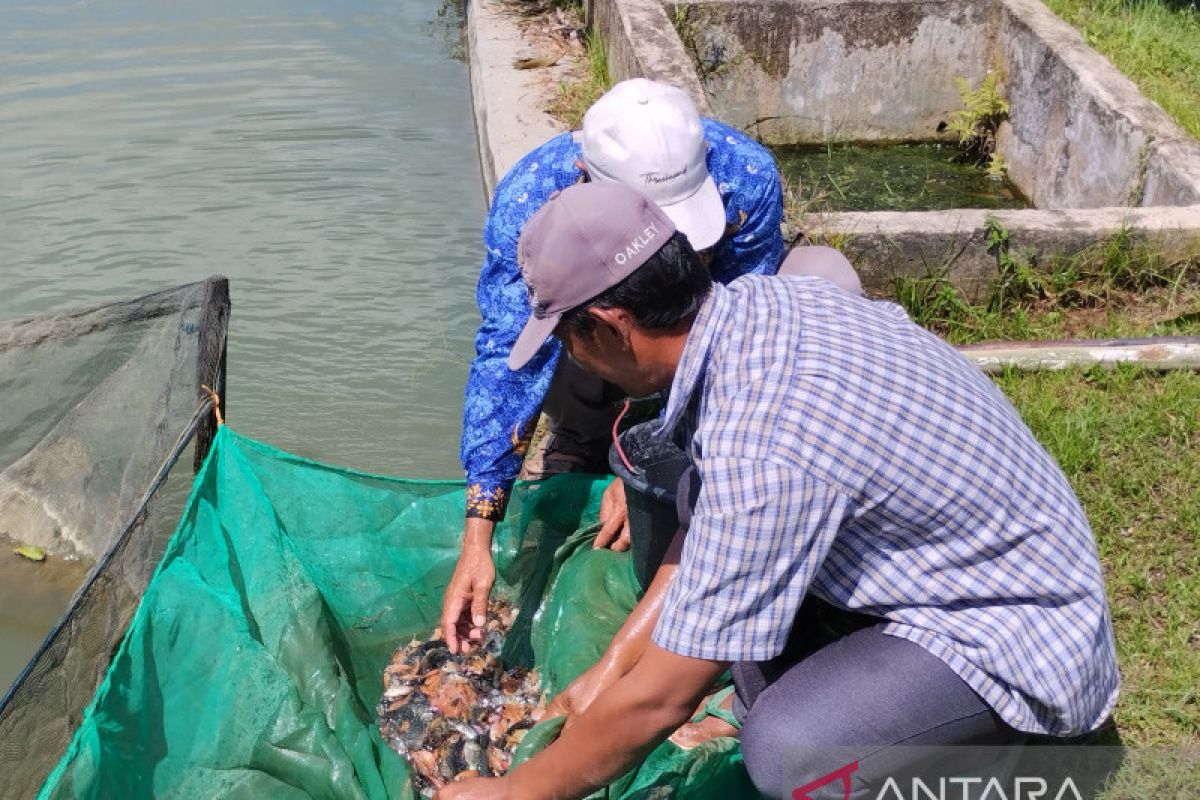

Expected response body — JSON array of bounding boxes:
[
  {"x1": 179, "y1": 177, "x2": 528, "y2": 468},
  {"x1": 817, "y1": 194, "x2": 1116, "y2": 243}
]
[{"x1": 652, "y1": 276, "x2": 1119, "y2": 736}]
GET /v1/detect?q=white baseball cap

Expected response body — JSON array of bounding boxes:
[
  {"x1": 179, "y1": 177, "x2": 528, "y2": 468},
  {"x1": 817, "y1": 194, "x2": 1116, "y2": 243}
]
[{"x1": 580, "y1": 79, "x2": 726, "y2": 251}]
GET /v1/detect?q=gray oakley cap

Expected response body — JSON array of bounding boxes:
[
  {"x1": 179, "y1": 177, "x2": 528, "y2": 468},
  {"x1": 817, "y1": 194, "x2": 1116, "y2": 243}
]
[{"x1": 508, "y1": 182, "x2": 676, "y2": 370}]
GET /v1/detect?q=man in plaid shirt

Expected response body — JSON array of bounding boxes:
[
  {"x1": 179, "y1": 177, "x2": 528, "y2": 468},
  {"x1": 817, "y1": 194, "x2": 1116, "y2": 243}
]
[{"x1": 438, "y1": 183, "x2": 1119, "y2": 800}]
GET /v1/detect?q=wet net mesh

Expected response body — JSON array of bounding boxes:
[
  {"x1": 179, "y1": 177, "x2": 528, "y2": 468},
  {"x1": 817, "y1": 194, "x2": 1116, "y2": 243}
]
[
  {"x1": 35, "y1": 429, "x2": 755, "y2": 799},
  {"x1": 0, "y1": 277, "x2": 229, "y2": 800}
]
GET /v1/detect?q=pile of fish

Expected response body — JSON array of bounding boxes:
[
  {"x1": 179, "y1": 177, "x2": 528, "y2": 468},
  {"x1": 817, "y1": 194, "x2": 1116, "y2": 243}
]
[{"x1": 376, "y1": 600, "x2": 544, "y2": 796}]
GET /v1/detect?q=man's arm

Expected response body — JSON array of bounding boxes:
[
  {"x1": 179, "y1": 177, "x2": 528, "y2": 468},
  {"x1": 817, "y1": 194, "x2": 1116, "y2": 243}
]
[
  {"x1": 458, "y1": 134, "x2": 582, "y2": 530},
  {"x1": 545, "y1": 527, "x2": 686, "y2": 722},
  {"x1": 445, "y1": 200, "x2": 561, "y2": 652},
  {"x1": 445, "y1": 266, "x2": 558, "y2": 649},
  {"x1": 654, "y1": 453, "x2": 848, "y2": 663},
  {"x1": 721, "y1": 162, "x2": 784, "y2": 279},
  {"x1": 458, "y1": 234, "x2": 560, "y2": 524},
  {"x1": 703, "y1": 120, "x2": 785, "y2": 282},
  {"x1": 441, "y1": 516, "x2": 499, "y2": 653}
]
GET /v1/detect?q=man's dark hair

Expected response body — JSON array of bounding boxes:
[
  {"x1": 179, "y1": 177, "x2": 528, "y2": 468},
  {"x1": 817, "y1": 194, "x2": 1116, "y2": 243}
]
[{"x1": 557, "y1": 231, "x2": 712, "y2": 338}]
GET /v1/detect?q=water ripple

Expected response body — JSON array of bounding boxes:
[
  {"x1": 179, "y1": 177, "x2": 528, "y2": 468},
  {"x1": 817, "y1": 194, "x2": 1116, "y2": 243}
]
[{"x1": 0, "y1": 0, "x2": 486, "y2": 479}]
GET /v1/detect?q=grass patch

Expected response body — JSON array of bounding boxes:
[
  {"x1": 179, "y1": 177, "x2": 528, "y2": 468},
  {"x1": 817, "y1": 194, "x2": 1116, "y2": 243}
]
[
  {"x1": 1042, "y1": 0, "x2": 1200, "y2": 138},
  {"x1": 544, "y1": 30, "x2": 611, "y2": 128},
  {"x1": 503, "y1": 0, "x2": 605, "y2": 128},
  {"x1": 1097, "y1": 745, "x2": 1200, "y2": 796},
  {"x1": 893, "y1": 225, "x2": 1200, "y2": 344},
  {"x1": 995, "y1": 365, "x2": 1200, "y2": 747}
]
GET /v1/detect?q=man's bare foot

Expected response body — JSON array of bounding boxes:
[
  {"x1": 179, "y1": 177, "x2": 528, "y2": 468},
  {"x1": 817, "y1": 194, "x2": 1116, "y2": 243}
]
[{"x1": 668, "y1": 690, "x2": 739, "y2": 750}]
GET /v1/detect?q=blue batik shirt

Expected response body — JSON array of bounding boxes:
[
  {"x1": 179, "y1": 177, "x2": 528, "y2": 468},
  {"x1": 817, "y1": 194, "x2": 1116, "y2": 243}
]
[
  {"x1": 652, "y1": 277, "x2": 1119, "y2": 736},
  {"x1": 460, "y1": 119, "x2": 783, "y2": 520}
]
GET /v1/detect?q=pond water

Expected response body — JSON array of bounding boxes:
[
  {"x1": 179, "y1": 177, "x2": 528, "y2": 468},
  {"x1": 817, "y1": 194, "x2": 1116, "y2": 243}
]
[
  {"x1": 772, "y1": 142, "x2": 1030, "y2": 212},
  {"x1": 0, "y1": 0, "x2": 485, "y2": 691}
]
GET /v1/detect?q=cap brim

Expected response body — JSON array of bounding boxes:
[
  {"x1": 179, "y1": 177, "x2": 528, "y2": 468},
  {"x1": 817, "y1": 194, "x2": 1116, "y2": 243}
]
[
  {"x1": 659, "y1": 176, "x2": 725, "y2": 251},
  {"x1": 507, "y1": 311, "x2": 563, "y2": 370}
]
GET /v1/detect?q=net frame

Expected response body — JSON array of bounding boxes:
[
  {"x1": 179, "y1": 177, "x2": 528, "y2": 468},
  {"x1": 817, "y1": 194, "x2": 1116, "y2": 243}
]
[{"x1": 0, "y1": 276, "x2": 229, "y2": 799}]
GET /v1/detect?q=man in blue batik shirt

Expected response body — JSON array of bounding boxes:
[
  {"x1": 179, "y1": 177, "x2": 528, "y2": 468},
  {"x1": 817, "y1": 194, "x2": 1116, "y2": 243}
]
[{"x1": 442, "y1": 79, "x2": 784, "y2": 651}]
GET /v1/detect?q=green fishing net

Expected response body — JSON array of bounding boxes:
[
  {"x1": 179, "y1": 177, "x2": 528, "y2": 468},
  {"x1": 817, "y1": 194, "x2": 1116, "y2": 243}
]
[{"x1": 39, "y1": 427, "x2": 757, "y2": 799}]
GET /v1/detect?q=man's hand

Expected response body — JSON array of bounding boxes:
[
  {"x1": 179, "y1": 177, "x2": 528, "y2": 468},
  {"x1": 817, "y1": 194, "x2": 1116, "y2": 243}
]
[
  {"x1": 441, "y1": 519, "x2": 497, "y2": 654},
  {"x1": 503, "y1": 645, "x2": 729, "y2": 800},
  {"x1": 433, "y1": 775, "x2": 512, "y2": 800},
  {"x1": 594, "y1": 478, "x2": 630, "y2": 551},
  {"x1": 544, "y1": 660, "x2": 621, "y2": 731}
]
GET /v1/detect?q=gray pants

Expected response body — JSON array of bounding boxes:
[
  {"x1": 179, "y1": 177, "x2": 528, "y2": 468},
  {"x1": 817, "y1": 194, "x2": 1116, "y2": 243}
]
[
  {"x1": 778, "y1": 245, "x2": 864, "y2": 295},
  {"x1": 733, "y1": 609, "x2": 1023, "y2": 799},
  {"x1": 673, "y1": 468, "x2": 1022, "y2": 800}
]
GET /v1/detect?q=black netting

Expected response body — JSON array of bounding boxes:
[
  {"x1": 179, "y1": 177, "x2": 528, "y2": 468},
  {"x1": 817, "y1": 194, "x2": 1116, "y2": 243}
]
[
  {"x1": 0, "y1": 277, "x2": 229, "y2": 799},
  {"x1": 609, "y1": 421, "x2": 690, "y2": 589}
]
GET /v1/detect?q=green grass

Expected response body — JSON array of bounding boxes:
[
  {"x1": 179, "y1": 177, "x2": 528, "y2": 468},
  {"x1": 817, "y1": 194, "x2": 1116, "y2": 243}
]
[
  {"x1": 996, "y1": 365, "x2": 1200, "y2": 749},
  {"x1": 893, "y1": 226, "x2": 1200, "y2": 344},
  {"x1": 1043, "y1": 0, "x2": 1200, "y2": 138},
  {"x1": 544, "y1": 31, "x2": 611, "y2": 129},
  {"x1": 1096, "y1": 745, "x2": 1200, "y2": 796}
]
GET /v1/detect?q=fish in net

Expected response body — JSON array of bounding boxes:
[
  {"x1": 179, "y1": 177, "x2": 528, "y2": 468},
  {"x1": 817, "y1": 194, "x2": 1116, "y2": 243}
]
[{"x1": 376, "y1": 599, "x2": 544, "y2": 795}]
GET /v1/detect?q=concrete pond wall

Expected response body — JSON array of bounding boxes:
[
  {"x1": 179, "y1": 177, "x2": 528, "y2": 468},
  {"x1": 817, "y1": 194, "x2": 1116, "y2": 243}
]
[{"x1": 588, "y1": 0, "x2": 1200, "y2": 295}]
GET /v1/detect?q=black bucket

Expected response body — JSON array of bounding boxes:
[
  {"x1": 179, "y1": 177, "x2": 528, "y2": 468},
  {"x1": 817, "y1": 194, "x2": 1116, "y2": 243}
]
[{"x1": 609, "y1": 422, "x2": 691, "y2": 589}]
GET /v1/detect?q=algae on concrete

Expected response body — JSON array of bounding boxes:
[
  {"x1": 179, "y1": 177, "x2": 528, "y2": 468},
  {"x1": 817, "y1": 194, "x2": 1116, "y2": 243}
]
[{"x1": 775, "y1": 142, "x2": 1030, "y2": 213}]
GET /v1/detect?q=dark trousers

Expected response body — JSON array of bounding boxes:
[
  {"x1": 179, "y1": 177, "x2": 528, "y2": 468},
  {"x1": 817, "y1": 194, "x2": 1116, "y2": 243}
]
[
  {"x1": 731, "y1": 600, "x2": 1023, "y2": 799},
  {"x1": 542, "y1": 356, "x2": 624, "y2": 451}
]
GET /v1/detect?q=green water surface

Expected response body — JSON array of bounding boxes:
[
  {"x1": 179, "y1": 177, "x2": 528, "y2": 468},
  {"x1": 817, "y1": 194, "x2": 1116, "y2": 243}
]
[{"x1": 773, "y1": 142, "x2": 1030, "y2": 212}]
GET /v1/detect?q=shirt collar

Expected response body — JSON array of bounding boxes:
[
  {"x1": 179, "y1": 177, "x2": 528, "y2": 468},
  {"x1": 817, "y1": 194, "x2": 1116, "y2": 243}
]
[{"x1": 656, "y1": 283, "x2": 731, "y2": 438}]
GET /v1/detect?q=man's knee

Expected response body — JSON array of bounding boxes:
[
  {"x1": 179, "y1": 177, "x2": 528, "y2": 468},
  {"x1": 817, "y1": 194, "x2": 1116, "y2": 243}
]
[
  {"x1": 741, "y1": 703, "x2": 864, "y2": 800},
  {"x1": 778, "y1": 246, "x2": 863, "y2": 296}
]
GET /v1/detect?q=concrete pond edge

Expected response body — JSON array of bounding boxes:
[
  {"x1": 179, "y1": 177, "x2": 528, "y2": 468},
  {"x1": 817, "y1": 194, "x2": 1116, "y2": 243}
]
[{"x1": 467, "y1": 0, "x2": 566, "y2": 198}]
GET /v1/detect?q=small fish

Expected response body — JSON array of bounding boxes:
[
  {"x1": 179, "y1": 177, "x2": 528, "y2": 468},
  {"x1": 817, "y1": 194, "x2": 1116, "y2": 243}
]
[
  {"x1": 436, "y1": 676, "x2": 477, "y2": 720},
  {"x1": 376, "y1": 599, "x2": 543, "y2": 793},
  {"x1": 487, "y1": 745, "x2": 510, "y2": 776},
  {"x1": 383, "y1": 682, "x2": 414, "y2": 701},
  {"x1": 407, "y1": 749, "x2": 442, "y2": 791},
  {"x1": 461, "y1": 740, "x2": 486, "y2": 773}
]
